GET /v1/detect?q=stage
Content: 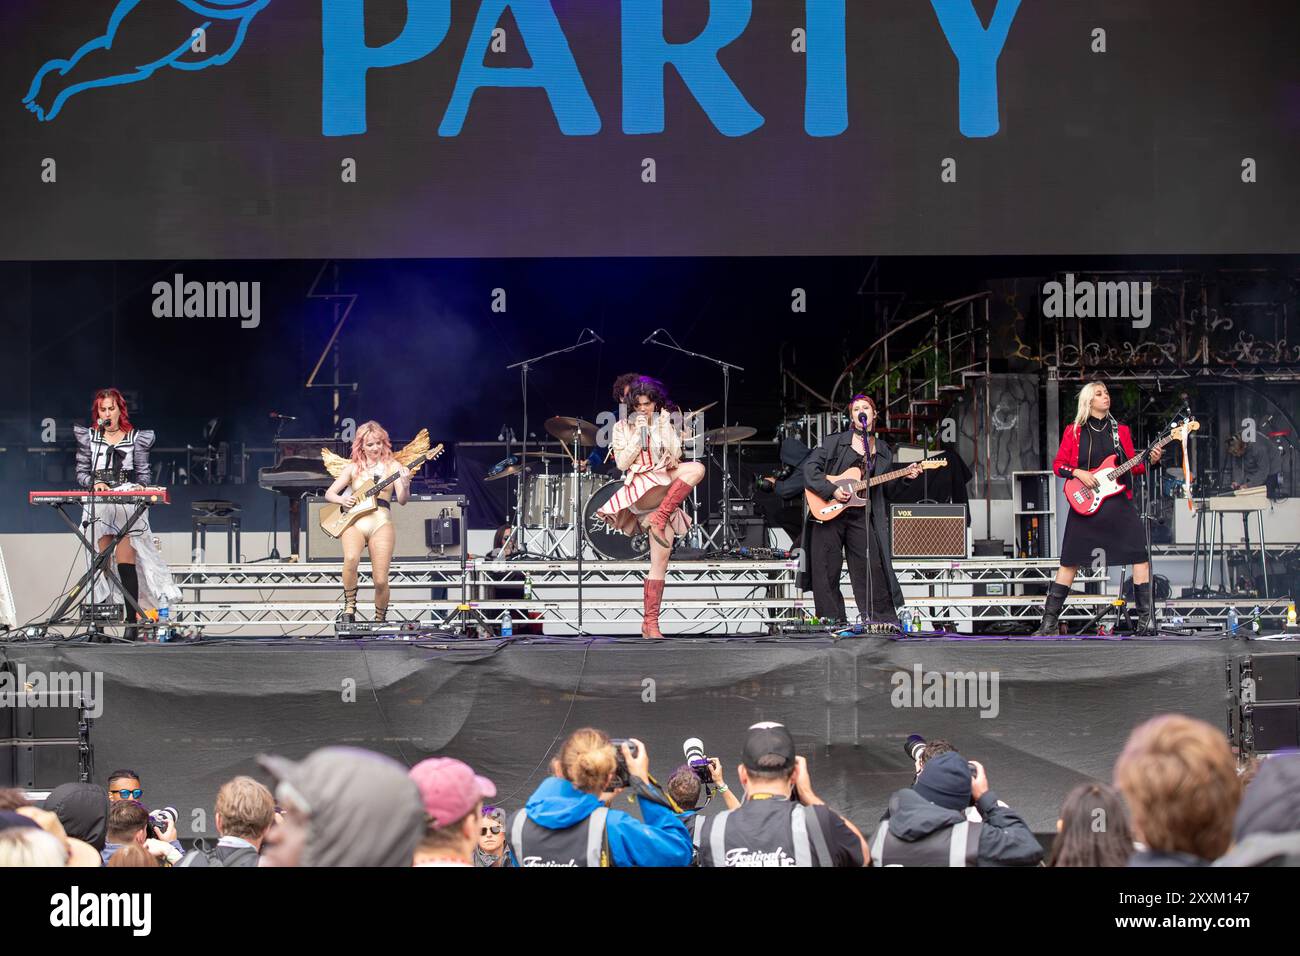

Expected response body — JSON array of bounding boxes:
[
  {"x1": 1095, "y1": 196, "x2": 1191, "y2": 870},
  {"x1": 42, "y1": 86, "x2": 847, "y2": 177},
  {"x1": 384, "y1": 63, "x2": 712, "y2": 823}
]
[{"x1": 2, "y1": 632, "x2": 1265, "y2": 837}]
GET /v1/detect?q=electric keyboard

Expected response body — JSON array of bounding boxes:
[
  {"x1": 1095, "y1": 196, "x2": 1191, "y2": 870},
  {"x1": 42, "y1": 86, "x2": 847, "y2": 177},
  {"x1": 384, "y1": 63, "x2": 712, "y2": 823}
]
[{"x1": 29, "y1": 488, "x2": 171, "y2": 506}]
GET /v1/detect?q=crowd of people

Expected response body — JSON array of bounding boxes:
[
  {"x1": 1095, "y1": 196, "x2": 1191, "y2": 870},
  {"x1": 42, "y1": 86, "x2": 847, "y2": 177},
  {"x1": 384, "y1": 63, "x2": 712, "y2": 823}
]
[{"x1": 1, "y1": 714, "x2": 1296, "y2": 867}]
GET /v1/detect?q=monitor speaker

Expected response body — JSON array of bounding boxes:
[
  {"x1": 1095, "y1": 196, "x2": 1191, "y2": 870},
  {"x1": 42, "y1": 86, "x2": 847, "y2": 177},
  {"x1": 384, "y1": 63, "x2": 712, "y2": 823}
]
[{"x1": 304, "y1": 495, "x2": 467, "y2": 562}]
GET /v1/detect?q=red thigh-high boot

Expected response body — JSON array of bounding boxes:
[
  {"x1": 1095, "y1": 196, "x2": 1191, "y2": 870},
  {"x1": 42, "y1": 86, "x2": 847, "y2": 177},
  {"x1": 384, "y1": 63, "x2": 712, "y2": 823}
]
[
  {"x1": 647, "y1": 479, "x2": 692, "y2": 548},
  {"x1": 642, "y1": 578, "x2": 665, "y2": 639}
]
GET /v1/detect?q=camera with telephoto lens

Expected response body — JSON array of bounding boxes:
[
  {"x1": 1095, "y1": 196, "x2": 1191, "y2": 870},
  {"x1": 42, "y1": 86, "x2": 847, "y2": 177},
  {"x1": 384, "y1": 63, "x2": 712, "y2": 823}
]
[
  {"x1": 608, "y1": 738, "x2": 640, "y2": 788},
  {"x1": 682, "y1": 737, "x2": 717, "y2": 795},
  {"x1": 148, "y1": 806, "x2": 178, "y2": 841},
  {"x1": 906, "y1": 735, "x2": 978, "y2": 777}
]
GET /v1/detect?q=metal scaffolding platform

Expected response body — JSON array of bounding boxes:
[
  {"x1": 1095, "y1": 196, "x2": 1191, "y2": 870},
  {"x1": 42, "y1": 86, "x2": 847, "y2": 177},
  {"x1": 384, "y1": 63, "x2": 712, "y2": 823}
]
[{"x1": 41, "y1": 557, "x2": 1291, "y2": 639}]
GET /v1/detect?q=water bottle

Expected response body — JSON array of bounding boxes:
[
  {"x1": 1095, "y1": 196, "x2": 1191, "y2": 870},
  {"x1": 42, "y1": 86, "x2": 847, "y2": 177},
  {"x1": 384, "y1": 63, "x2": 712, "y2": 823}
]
[
  {"x1": 1226, "y1": 606, "x2": 1239, "y2": 634},
  {"x1": 157, "y1": 605, "x2": 170, "y2": 642},
  {"x1": 500, "y1": 612, "x2": 513, "y2": 638},
  {"x1": 1251, "y1": 606, "x2": 1262, "y2": 634},
  {"x1": 899, "y1": 608, "x2": 913, "y2": 633}
]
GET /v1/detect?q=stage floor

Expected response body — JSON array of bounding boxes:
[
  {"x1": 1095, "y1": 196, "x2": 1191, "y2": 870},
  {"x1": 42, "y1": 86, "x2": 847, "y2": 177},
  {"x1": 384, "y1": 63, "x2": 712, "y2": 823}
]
[{"x1": 5, "y1": 632, "x2": 1277, "y2": 835}]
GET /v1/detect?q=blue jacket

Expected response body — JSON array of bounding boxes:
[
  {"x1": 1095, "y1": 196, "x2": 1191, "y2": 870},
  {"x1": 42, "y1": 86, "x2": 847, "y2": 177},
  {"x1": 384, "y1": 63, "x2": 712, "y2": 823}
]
[{"x1": 524, "y1": 777, "x2": 693, "y2": 867}]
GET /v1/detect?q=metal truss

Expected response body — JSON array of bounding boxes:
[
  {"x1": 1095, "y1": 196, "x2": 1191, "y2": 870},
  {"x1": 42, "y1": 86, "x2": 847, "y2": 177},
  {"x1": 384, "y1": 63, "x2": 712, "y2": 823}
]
[
  {"x1": 894, "y1": 559, "x2": 1109, "y2": 586},
  {"x1": 145, "y1": 558, "x2": 1297, "y2": 637}
]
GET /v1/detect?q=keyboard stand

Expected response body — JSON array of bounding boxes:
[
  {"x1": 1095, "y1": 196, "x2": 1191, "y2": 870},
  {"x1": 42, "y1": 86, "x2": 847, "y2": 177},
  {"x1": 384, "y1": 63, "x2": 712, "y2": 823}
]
[{"x1": 43, "y1": 500, "x2": 151, "y2": 636}]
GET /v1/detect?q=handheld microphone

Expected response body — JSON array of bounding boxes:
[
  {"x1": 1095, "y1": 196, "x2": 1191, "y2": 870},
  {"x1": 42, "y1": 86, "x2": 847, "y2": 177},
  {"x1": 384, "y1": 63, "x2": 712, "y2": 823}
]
[{"x1": 640, "y1": 423, "x2": 650, "y2": 451}]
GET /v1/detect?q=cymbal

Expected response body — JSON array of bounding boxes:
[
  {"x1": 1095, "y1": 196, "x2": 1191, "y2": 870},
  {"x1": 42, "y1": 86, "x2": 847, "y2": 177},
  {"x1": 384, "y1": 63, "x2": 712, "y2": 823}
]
[
  {"x1": 545, "y1": 416, "x2": 598, "y2": 446},
  {"x1": 684, "y1": 401, "x2": 718, "y2": 420},
  {"x1": 485, "y1": 464, "x2": 525, "y2": 482},
  {"x1": 687, "y1": 425, "x2": 758, "y2": 446},
  {"x1": 485, "y1": 456, "x2": 527, "y2": 482}
]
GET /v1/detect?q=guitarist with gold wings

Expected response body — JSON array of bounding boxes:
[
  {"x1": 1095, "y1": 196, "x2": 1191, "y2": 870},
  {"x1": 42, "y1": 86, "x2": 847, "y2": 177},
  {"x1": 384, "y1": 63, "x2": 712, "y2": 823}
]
[
  {"x1": 802, "y1": 394, "x2": 925, "y2": 627},
  {"x1": 322, "y1": 422, "x2": 438, "y2": 625}
]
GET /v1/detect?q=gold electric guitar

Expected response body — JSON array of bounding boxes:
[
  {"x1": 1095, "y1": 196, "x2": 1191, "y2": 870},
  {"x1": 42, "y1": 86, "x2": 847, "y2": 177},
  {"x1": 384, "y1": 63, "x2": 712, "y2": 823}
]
[{"x1": 318, "y1": 439, "x2": 444, "y2": 539}]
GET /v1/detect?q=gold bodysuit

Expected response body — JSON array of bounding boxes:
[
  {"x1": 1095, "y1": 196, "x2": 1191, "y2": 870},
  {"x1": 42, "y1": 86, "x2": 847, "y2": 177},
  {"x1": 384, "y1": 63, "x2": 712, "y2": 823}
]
[{"x1": 347, "y1": 463, "x2": 398, "y2": 539}]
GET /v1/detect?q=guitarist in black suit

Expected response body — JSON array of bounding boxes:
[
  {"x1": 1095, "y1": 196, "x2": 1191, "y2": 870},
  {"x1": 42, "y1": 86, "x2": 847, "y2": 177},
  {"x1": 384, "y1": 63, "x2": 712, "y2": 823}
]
[{"x1": 802, "y1": 395, "x2": 921, "y2": 625}]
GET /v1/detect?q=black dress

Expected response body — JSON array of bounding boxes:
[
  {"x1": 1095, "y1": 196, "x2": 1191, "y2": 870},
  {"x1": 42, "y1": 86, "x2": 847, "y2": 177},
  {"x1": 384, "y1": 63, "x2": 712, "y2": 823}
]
[{"x1": 1060, "y1": 421, "x2": 1150, "y2": 567}]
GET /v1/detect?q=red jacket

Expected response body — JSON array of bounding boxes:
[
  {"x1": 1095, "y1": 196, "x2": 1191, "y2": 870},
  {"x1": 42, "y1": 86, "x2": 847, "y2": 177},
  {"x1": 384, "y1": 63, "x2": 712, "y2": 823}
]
[{"x1": 1052, "y1": 421, "x2": 1145, "y2": 499}]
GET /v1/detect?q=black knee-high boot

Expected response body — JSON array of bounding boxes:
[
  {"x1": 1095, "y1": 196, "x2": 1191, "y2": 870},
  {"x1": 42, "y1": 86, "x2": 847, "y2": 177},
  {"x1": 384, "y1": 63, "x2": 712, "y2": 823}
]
[
  {"x1": 1132, "y1": 581, "x2": 1155, "y2": 634},
  {"x1": 1032, "y1": 581, "x2": 1071, "y2": 636},
  {"x1": 118, "y1": 564, "x2": 140, "y2": 640}
]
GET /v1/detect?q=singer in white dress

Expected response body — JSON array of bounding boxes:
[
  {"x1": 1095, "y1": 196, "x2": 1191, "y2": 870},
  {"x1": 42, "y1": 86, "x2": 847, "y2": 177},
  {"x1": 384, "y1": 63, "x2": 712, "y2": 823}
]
[
  {"x1": 73, "y1": 388, "x2": 180, "y2": 635},
  {"x1": 595, "y1": 378, "x2": 704, "y2": 638}
]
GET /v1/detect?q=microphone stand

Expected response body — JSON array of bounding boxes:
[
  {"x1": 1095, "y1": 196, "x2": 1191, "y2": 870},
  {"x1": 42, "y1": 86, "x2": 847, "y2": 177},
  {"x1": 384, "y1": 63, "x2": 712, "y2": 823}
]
[
  {"x1": 644, "y1": 330, "x2": 744, "y2": 553},
  {"x1": 253, "y1": 414, "x2": 288, "y2": 563},
  {"x1": 506, "y1": 330, "x2": 603, "y2": 635}
]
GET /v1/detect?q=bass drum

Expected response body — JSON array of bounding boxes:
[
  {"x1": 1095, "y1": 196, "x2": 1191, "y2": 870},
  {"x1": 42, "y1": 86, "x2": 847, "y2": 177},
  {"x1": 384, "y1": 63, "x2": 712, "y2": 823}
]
[{"x1": 582, "y1": 481, "x2": 651, "y2": 560}]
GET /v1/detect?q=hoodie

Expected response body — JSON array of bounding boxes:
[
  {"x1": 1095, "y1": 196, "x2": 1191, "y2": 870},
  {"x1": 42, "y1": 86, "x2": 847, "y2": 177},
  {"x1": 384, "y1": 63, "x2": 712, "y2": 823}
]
[
  {"x1": 1214, "y1": 756, "x2": 1300, "y2": 867},
  {"x1": 44, "y1": 783, "x2": 109, "y2": 851},
  {"x1": 524, "y1": 777, "x2": 692, "y2": 867},
  {"x1": 880, "y1": 787, "x2": 1043, "y2": 867}
]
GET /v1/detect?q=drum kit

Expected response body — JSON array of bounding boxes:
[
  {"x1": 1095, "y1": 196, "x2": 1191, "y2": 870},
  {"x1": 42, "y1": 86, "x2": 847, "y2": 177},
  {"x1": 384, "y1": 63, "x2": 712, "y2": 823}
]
[{"x1": 484, "y1": 409, "x2": 758, "y2": 558}]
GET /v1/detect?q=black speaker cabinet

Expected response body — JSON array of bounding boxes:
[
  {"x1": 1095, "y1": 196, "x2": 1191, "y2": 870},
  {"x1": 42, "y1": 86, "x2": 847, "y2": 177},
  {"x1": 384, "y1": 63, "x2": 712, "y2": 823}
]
[
  {"x1": 1246, "y1": 703, "x2": 1300, "y2": 754},
  {"x1": 304, "y1": 495, "x2": 467, "y2": 562}
]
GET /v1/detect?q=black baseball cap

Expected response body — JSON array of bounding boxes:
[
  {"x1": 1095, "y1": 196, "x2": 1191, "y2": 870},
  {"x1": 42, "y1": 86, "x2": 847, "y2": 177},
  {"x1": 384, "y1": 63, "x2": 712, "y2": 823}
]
[{"x1": 742, "y1": 721, "x2": 796, "y2": 772}]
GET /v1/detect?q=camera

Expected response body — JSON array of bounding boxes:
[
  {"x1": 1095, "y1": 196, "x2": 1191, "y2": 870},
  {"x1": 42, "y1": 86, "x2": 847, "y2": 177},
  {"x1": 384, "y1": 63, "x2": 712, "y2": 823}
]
[
  {"x1": 148, "y1": 806, "x2": 178, "y2": 841},
  {"x1": 608, "y1": 738, "x2": 640, "y2": 788},
  {"x1": 682, "y1": 737, "x2": 717, "y2": 793},
  {"x1": 904, "y1": 734, "x2": 927, "y2": 763}
]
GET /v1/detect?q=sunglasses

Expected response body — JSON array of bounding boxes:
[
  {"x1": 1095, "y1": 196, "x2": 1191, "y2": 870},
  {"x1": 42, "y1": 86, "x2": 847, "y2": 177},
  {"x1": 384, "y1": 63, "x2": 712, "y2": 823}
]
[
  {"x1": 113, "y1": 788, "x2": 143, "y2": 800},
  {"x1": 480, "y1": 825, "x2": 503, "y2": 836}
]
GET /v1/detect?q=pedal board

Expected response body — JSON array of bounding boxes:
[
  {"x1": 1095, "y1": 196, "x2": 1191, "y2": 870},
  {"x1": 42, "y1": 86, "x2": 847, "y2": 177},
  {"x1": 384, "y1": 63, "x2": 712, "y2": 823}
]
[{"x1": 332, "y1": 621, "x2": 462, "y2": 640}]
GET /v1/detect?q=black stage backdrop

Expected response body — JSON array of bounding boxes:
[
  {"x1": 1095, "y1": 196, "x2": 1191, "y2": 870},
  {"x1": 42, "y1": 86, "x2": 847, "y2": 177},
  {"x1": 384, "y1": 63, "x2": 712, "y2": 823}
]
[
  {"x1": 2, "y1": 1, "x2": 1298, "y2": 259},
  {"x1": 3, "y1": 636, "x2": 1230, "y2": 836}
]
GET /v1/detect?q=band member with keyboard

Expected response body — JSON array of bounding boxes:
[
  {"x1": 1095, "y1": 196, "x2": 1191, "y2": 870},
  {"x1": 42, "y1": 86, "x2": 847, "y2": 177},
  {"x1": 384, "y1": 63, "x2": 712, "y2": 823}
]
[
  {"x1": 323, "y1": 421, "x2": 413, "y2": 624},
  {"x1": 1036, "y1": 382, "x2": 1162, "y2": 635},
  {"x1": 802, "y1": 394, "x2": 921, "y2": 626},
  {"x1": 596, "y1": 377, "x2": 702, "y2": 639},
  {"x1": 73, "y1": 388, "x2": 179, "y2": 636}
]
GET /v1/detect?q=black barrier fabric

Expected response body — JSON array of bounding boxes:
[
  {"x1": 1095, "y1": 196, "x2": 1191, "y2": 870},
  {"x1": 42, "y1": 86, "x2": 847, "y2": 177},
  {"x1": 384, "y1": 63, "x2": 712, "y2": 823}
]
[{"x1": 1, "y1": 636, "x2": 1232, "y2": 837}]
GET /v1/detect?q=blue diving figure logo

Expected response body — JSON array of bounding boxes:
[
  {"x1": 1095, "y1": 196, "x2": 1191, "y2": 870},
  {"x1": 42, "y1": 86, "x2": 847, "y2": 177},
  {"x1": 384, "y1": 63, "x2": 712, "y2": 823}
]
[{"x1": 23, "y1": 0, "x2": 271, "y2": 122}]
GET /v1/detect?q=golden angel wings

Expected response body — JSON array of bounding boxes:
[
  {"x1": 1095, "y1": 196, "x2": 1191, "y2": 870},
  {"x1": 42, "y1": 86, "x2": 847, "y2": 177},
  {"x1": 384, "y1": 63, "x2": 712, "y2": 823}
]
[{"x1": 321, "y1": 428, "x2": 431, "y2": 478}]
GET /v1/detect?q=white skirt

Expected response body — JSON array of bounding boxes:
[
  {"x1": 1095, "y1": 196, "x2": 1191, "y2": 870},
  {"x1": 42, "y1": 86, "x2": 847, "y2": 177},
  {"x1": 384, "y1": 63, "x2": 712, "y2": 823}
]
[{"x1": 79, "y1": 486, "x2": 181, "y2": 610}]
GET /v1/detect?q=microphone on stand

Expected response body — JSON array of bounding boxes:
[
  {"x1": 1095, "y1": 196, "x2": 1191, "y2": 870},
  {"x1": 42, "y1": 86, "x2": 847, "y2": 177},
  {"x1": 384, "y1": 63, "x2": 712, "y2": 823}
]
[
  {"x1": 582, "y1": 328, "x2": 605, "y2": 344},
  {"x1": 269, "y1": 412, "x2": 297, "y2": 421},
  {"x1": 642, "y1": 328, "x2": 663, "y2": 345}
]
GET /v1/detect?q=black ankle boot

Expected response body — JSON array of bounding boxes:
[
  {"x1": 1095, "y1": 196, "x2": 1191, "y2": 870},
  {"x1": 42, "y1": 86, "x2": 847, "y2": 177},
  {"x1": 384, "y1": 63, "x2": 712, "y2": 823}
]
[
  {"x1": 1033, "y1": 582, "x2": 1071, "y2": 636},
  {"x1": 1132, "y1": 581, "x2": 1155, "y2": 634},
  {"x1": 118, "y1": 564, "x2": 140, "y2": 640}
]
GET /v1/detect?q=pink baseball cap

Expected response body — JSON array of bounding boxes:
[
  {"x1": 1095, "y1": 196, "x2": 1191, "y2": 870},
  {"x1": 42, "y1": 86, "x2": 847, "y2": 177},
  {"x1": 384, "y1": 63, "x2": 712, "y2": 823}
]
[{"x1": 408, "y1": 758, "x2": 497, "y2": 827}]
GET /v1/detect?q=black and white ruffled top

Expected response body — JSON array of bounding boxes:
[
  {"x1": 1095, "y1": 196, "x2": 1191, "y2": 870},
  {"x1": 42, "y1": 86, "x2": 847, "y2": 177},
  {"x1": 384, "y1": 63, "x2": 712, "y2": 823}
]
[{"x1": 73, "y1": 425, "x2": 156, "y2": 488}]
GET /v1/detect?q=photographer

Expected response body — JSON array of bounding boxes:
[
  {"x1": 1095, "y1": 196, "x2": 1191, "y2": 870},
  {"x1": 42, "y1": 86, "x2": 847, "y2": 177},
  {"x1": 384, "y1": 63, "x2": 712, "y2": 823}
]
[
  {"x1": 869, "y1": 751, "x2": 1042, "y2": 866},
  {"x1": 101, "y1": 801, "x2": 182, "y2": 866},
  {"x1": 667, "y1": 757, "x2": 742, "y2": 853},
  {"x1": 696, "y1": 722, "x2": 868, "y2": 867},
  {"x1": 509, "y1": 728, "x2": 692, "y2": 867}
]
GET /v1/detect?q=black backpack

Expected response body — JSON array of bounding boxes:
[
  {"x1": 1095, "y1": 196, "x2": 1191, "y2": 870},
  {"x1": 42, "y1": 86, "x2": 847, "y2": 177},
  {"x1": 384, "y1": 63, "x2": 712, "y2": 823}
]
[{"x1": 176, "y1": 839, "x2": 259, "y2": 868}]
